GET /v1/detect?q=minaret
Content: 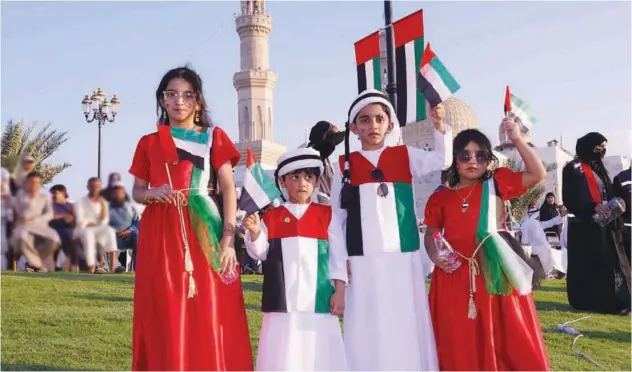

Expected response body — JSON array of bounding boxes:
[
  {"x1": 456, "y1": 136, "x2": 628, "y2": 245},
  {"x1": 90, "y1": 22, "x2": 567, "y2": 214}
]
[{"x1": 233, "y1": 0, "x2": 285, "y2": 168}]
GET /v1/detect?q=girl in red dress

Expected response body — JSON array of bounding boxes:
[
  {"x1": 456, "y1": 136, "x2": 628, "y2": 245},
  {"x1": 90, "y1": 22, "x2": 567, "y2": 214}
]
[
  {"x1": 129, "y1": 66, "x2": 253, "y2": 371},
  {"x1": 424, "y1": 117, "x2": 550, "y2": 371}
]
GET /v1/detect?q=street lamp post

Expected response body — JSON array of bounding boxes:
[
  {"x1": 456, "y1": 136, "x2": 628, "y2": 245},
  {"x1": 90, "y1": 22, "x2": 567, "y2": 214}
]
[{"x1": 81, "y1": 88, "x2": 120, "y2": 180}]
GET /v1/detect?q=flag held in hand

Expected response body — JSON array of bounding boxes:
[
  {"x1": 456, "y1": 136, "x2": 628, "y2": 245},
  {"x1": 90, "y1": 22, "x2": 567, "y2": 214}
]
[
  {"x1": 239, "y1": 148, "x2": 281, "y2": 214},
  {"x1": 417, "y1": 42, "x2": 460, "y2": 107},
  {"x1": 504, "y1": 85, "x2": 536, "y2": 130}
]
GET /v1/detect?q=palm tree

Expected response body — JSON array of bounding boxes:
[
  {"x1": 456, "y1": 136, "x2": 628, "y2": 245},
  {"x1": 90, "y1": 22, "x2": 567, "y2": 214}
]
[
  {"x1": 503, "y1": 158, "x2": 556, "y2": 220},
  {"x1": 1, "y1": 120, "x2": 71, "y2": 184}
]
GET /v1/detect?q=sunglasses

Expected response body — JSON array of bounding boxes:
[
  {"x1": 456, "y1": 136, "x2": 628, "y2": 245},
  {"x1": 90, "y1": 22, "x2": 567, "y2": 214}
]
[
  {"x1": 457, "y1": 150, "x2": 488, "y2": 165},
  {"x1": 371, "y1": 168, "x2": 389, "y2": 198}
]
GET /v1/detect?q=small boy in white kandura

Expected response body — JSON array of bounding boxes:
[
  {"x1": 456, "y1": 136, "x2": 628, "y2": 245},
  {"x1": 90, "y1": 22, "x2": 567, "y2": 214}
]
[{"x1": 243, "y1": 147, "x2": 348, "y2": 371}]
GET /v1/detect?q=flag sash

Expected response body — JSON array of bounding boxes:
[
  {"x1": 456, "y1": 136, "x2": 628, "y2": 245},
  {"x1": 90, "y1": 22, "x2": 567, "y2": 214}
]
[{"x1": 476, "y1": 178, "x2": 533, "y2": 295}]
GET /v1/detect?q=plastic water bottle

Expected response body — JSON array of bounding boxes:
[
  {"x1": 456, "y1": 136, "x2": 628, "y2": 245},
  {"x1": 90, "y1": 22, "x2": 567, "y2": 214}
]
[
  {"x1": 432, "y1": 231, "x2": 462, "y2": 273},
  {"x1": 557, "y1": 324, "x2": 581, "y2": 336},
  {"x1": 592, "y1": 197, "x2": 626, "y2": 227}
]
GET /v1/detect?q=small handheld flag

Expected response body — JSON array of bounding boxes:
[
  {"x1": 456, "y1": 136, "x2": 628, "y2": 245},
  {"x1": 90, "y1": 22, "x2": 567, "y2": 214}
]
[
  {"x1": 504, "y1": 86, "x2": 512, "y2": 116},
  {"x1": 238, "y1": 148, "x2": 281, "y2": 214},
  {"x1": 417, "y1": 42, "x2": 460, "y2": 108},
  {"x1": 503, "y1": 85, "x2": 537, "y2": 130}
]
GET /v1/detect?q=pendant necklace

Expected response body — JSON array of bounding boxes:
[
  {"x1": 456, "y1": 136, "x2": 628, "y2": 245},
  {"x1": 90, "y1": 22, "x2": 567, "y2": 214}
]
[{"x1": 455, "y1": 182, "x2": 478, "y2": 212}]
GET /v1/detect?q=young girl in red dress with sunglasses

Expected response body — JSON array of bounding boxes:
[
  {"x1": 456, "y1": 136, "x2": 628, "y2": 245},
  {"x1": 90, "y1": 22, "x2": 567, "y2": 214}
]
[{"x1": 424, "y1": 117, "x2": 550, "y2": 371}]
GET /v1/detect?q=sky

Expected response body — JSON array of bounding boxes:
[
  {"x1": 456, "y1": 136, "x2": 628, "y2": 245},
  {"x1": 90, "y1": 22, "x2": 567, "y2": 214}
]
[{"x1": 1, "y1": 0, "x2": 631, "y2": 198}]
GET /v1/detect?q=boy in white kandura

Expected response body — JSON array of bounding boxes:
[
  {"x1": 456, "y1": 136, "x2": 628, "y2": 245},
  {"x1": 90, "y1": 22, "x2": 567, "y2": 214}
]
[
  {"x1": 243, "y1": 147, "x2": 348, "y2": 371},
  {"x1": 330, "y1": 89, "x2": 453, "y2": 370}
]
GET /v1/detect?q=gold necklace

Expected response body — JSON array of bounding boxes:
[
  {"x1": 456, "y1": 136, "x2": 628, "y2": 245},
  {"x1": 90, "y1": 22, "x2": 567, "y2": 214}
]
[{"x1": 455, "y1": 182, "x2": 478, "y2": 212}]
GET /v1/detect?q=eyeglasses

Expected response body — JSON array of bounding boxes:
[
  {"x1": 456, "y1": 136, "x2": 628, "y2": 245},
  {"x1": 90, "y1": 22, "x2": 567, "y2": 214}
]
[
  {"x1": 162, "y1": 90, "x2": 197, "y2": 102},
  {"x1": 457, "y1": 150, "x2": 488, "y2": 165},
  {"x1": 371, "y1": 168, "x2": 389, "y2": 198}
]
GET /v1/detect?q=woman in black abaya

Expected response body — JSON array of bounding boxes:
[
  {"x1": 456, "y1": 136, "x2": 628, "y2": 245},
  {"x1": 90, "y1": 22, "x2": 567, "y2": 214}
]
[
  {"x1": 539, "y1": 192, "x2": 562, "y2": 236},
  {"x1": 562, "y1": 132, "x2": 631, "y2": 315}
]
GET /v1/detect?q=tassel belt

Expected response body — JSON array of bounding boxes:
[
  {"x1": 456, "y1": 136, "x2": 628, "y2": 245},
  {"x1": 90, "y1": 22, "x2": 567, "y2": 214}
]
[
  {"x1": 171, "y1": 189, "x2": 197, "y2": 299},
  {"x1": 162, "y1": 160, "x2": 207, "y2": 299},
  {"x1": 451, "y1": 231, "x2": 501, "y2": 320}
]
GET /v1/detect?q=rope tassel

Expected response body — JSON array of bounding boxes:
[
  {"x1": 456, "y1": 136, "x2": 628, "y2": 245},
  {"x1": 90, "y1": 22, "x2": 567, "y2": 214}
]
[
  {"x1": 188, "y1": 273, "x2": 197, "y2": 298},
  {"x1": 165, "y1": 162, "x2": 198, "y2": 300},
  {"x1": 467, "y1": 291, "x2": 477, "y2": 319},
  {"x1": 184, "y1": 246, "x2": 194, "y2": 272}
]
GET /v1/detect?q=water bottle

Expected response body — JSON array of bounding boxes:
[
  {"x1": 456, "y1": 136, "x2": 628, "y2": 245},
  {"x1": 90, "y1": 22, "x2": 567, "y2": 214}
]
[
  {"x1": 432, "y1": 231, "x2": 462, "y2": 273},
  {"x1": 557, "y1": 324, "x2": 581, "y2": 336},
  {"x1": 592, "y1": 197, "x2": 626, "y2": 227}
]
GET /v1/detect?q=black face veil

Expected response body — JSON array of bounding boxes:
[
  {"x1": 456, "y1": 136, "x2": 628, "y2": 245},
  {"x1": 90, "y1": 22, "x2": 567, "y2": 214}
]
[{"x1": 576, "y1": 132, "x2": 607, "y2": 163}]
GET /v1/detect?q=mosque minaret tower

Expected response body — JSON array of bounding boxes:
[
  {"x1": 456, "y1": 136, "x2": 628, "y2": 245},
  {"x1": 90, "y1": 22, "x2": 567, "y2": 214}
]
[{"x1": 233, "y1": 0, "x2": 286, "y2": 168}]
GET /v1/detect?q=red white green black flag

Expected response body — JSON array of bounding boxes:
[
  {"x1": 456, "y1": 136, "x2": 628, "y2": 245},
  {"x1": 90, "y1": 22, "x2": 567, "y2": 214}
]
[{"x1": 354, "y1": 31, "x2": 382, "y2": 93}]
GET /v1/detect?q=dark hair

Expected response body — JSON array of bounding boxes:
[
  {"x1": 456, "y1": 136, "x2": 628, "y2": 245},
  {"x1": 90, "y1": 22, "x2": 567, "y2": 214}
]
[
  {"x1": 341, "y1": 99, "x2": 391, "y2": 210},
  {"x1": 26, "y1": 171, "x2": 43, "y2": 180},
  {"x1": 446, "y1": 129, "x2": 498, "y2": 187},
  {"x1": 440, "y1": 169, "x2": 450, "y2": 184},
  {"x1": 155, "y1": 65, "x2": 212, "y2": 128},
  {"x1": 50, "y1": 184, "x2": 68, "y2": 198},
  {"x1": 87, "y1": 177, "x2": 100, "y2": 185},
  {"x1": 275, "y1": 167, "x2": 322, "y2": 202}
]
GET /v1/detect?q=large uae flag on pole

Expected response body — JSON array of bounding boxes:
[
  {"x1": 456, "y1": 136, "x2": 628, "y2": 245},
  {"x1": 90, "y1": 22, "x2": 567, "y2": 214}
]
[
  {"x1": 354, "y1": 31, "x2": 382, "y2": 93},
  {"x1": 393, "y1": 9, "x2": 425, "y2": 125}
]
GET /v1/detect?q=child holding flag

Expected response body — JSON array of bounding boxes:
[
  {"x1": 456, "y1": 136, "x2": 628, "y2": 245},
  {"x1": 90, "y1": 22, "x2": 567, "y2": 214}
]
[
  {"x1": 243, "y1": 147, "x2": 348, "y2": 371},
  {"x1": 330, "y1": 89, "x2": 452, "y2": 370},
  {"x1": 424, "y1": 118, "x2": 550, "y2": 370}
]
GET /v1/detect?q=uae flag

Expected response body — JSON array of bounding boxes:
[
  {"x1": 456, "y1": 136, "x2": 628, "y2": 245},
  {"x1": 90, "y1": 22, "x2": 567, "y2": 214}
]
[
  {"x1": 417, "y1": 42, "x2": 460, "y2": 108},
  {"x1": 393, "y1": 9, "x2": 426, "y2": 125},
  {"x1": 504, "y1": 86, "x2": 536, "y2": 130},
  {"x1": 238, "y1": 148, "x2": 281, "y2": 214},
  {"x1": 354, "y1": 31, "x2": 382, "y2": 93}
]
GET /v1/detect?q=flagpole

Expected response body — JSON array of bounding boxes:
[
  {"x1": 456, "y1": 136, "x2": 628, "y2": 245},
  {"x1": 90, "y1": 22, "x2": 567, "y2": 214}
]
[{"x1": 384, "y1": 0, "x2": 398, "y2": 120}]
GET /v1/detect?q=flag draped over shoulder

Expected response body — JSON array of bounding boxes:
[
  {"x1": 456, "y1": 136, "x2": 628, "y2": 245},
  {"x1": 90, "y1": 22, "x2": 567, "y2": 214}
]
[
  {"x1": 354, "y1": 31, "x2": 382, "y2": 94},
  {"x1": 504, "y1": 85, "x2": 536, "y2": 130},
  {"x1": 417, "y1": 42, "x2": 460, "y2": 108},
  {"x1": 393, "y1": 9, "x2": 426, "y2": 125},
  {"x1": 238, "y1": 148, "x2": 281, "y2": 214},
  {"x1": 477, "y1": 178, "x2": 533, "y2": 296}
]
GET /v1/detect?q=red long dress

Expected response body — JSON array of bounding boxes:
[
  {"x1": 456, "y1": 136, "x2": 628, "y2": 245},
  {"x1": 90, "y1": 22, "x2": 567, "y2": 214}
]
[
  {"x1": 129, "y1": 127, "x2": 253, "y2": 371},
  {"x1": 425, "y1": 168, "x2": 550, "y2": 371}
]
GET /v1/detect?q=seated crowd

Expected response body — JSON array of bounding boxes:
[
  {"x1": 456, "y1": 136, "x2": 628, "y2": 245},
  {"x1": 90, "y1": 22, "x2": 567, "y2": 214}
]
[{"x1": 1, "y1": 161, "x2": 139, "y2": 273}]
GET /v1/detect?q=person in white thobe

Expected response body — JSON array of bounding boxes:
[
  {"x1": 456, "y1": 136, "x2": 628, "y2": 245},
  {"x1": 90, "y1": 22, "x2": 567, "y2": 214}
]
[
  {"x1": 9, "y1": 171, "x2": 60, "y2": 271},
  {"x1": 331, "y1": 90, "x2": 450, "y2": 371},
  {"x1": 519, "y1": 207, "x2": 565, "y2": 276},
  {"x1": 244, "y1": 149, "x2": 348, "y2": 371},
  {"x1": 74, "y1": 177, "x2": 117, "y2": 271}
]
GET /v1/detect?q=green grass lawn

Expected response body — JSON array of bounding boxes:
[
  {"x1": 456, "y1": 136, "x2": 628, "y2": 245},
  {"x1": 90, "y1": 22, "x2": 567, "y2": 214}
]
[{"x1": 1, "y1": 272, "x2": 630, "y2": 371}]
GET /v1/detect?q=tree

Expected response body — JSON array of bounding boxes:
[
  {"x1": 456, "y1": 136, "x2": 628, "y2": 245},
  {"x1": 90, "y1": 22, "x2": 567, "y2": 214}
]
[
  {"x1": 503, "y1": 158, "x2": 556, "y2": 220},
  {"x1": 1, "y1": 120, "x2": 71, "y2": 184}
]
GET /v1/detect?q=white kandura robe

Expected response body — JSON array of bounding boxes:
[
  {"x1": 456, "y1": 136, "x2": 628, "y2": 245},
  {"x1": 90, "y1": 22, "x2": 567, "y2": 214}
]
[
  {"x1": 520, "y1": 214, "x2": 566, "y2": 274},
  {"x1": 246, "y1": 202, "x2": 348, "y2": 371},
  {"x1": 330, "y1": 128, "x2": 451, "y2": 371}
]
